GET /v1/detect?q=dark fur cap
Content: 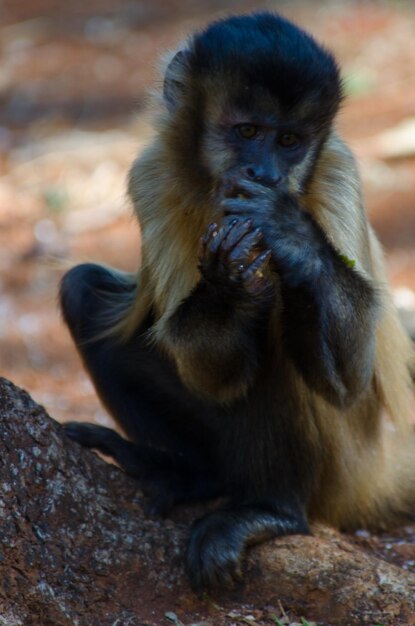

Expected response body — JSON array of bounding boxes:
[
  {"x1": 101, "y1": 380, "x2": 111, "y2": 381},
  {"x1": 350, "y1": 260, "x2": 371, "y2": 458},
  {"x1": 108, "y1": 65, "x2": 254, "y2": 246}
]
[{"x1": 188, "y1": 12, "x2": 343, "y2": 129}]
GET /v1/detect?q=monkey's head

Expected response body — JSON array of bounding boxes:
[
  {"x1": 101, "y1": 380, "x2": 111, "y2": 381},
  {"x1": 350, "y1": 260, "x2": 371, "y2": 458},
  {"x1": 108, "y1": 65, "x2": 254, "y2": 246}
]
[{"x1": 161, "y1": 12, "x2": 343, "y2": 203}]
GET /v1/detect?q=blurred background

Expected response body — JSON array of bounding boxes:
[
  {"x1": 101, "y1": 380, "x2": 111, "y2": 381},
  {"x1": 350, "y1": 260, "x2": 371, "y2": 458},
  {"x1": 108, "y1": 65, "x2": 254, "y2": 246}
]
[{"x1": 1, "y1": 0, "x2": 415, "y2": 428}]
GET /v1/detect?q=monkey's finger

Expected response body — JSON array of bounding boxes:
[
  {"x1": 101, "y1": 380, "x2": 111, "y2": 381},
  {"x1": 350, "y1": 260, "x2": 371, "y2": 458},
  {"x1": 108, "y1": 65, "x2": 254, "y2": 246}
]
[
  {"x1": 206, "y1": 220, "x2": 248, "y2": 257},
  {"x1": 220, "y1": 177, "x2": 271, "y2": 199},
  {"x1": 236, "y1": 178, "x2": 275, "y2": 199},
  {"x1": 242, "y1": 250, "x2": 273, "y2": 294},
  {"x1": 220, "y1": 197, "x2": 270, "y2": 220},
  {"x1": 243, "y1": 249, "x2": 272, "y2": 276},
  {"x1": 227, "y1": 227, "x2": 263, "y2": 264},
  {"x1": 202, "y1": 222, "x2": 219, "y2": 248},
  {"x1": 220, "y1": 177, "x2": 249, "y2": 199},
  {"x1": 204, "y1": 224, "x2": 229, "y2": 256},
  {"x1": 221, "y1": 218, "x2": 254, "y2": 251},
  {"x1": 219, "y1": 197, "x2": 250, "y2": 217}
]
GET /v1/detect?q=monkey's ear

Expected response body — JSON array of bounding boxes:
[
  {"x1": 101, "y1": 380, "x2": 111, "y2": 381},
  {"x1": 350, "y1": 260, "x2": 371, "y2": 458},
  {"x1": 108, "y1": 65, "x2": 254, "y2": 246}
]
[{"x1": 163, "y1": 49, "x2": 191, "y2": 113}]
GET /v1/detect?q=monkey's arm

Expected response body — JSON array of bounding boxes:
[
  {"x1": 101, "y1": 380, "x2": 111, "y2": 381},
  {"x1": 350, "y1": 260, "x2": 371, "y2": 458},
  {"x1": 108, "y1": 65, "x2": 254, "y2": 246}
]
[
  {"x1": 278, "y1": 220, "x2": 379, "y2": 409},
  {"x1": 163, "y1": 220, "x2": 275, "y2": 403},
  {"x1": 221, "y1": 189, "x2": 380, "y2": 408}
]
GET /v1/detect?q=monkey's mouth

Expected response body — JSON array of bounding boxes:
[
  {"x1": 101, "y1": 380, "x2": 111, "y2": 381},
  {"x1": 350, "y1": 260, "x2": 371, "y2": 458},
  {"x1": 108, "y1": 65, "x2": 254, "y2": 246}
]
[
  {"x1": 221, "y1": 182, "x2": 251, "y2": 200},
  {"x1": 217, "y1": 179, "x2": 251, "y2": 220},
  {"x1": 223, "y1": 195, "x2": 248, "y2": 217}
]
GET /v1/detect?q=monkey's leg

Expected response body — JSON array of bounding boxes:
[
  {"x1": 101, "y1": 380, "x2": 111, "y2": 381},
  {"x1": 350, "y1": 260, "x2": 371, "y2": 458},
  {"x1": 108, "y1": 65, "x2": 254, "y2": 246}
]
[
  {"x1": 186, "y1": 396, "x2": 310, "y2": 592},
  {"x1": 64, "y1": 421, "x2": 220, "y2": 515},
  {"x1": 60, "y1": 263, "x2": 220, "y2": 513}
]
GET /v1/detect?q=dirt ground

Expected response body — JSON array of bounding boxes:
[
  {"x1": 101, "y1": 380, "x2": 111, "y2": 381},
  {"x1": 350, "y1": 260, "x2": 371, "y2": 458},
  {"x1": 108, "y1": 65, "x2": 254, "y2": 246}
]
[{"x1": 1, "y1": 0, "x2": 415, "y2": 616}]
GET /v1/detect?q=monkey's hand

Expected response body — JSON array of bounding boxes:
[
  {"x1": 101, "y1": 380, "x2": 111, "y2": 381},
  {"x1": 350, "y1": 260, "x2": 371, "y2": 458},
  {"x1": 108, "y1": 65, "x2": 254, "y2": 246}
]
[
  {"x1": 219, "y1": 177, "x2": 277, "y2": 225},
  {"x1": 165, "y1": 218, "x2": 276, "y2": 403},
  {"x1": 200, "y1": 218, "x2": 273, "y2": 299},
  {"x1": 219, "y1": 180, "x2": 326, "y2": 286}
]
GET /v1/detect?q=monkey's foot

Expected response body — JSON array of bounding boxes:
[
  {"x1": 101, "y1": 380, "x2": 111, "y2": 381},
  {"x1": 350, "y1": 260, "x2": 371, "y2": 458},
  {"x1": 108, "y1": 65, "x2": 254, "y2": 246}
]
[
  {"x1": 186, "y1": 510, "x2": 245, "y2": 593},
  {"x1": 186, "y1": 506, "x2": 309, "y2": 593}
]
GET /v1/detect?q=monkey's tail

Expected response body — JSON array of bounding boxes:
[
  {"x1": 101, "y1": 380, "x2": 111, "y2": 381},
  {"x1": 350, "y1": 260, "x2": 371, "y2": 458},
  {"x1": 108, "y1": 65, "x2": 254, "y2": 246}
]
[{"x1": 79, "y1": 264, "x2": 153, "y2": 344}]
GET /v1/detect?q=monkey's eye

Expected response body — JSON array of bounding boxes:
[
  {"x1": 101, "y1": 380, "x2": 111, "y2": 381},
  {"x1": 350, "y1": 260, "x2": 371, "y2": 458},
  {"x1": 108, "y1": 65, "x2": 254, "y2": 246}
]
[
  {"x1": 237, "y1": 124, "x2": 259, "y2": 139},
  {"x1": 279, "y1": 133, "x2": 300, "y2": 148}
]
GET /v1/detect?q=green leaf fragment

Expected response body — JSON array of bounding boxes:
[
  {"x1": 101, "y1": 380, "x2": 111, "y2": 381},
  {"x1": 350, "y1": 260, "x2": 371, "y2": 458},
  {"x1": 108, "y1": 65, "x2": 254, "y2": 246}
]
[{"x1": 339, "y1": 254, "x2": 356, "y2": 269}]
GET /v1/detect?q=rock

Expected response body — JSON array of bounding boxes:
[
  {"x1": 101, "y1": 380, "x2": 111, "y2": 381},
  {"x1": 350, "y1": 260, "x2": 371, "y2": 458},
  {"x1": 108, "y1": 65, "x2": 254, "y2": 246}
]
[{"x1": 0, "y1": 377, "x2": 414, "y2": 626}]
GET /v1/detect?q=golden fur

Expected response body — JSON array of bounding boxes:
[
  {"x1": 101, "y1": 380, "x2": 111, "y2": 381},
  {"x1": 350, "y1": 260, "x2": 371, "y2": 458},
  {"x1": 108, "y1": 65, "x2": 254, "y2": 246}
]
[{"x1": 102, "y1": 61, "x2": 415, "y2": 531}]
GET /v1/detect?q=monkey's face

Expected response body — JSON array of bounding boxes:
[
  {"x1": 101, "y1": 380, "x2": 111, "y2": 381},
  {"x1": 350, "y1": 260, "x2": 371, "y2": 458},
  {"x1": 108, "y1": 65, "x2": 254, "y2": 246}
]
[
  {"x1": 162, "y1": 12, "x2": 342, "y2": 211},
  {"x1": 198, "y1": 86, "x2": 324, "y2": 213}
]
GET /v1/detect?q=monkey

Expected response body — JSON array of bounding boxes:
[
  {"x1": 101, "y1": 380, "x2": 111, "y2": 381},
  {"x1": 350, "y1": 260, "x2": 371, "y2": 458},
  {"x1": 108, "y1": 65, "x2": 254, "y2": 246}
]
[{"x1": 60, "y1": 12, "x2": 415, "y2": 592}]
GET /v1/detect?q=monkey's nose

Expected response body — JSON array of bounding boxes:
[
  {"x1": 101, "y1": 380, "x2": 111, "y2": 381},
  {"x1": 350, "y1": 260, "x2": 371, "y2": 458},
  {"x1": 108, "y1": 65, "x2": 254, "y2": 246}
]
[
  {"x1": 245, "y1": 166, "x2": 258, "y2": 180},
  {"x1": 244, "y1": 165, "x2": 282, "y2": 187}
]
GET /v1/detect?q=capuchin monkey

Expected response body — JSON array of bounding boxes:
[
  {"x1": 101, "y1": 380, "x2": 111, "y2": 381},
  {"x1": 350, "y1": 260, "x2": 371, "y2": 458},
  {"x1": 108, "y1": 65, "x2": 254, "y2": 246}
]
[{"x1": 60, "y1": 13, "x2": 415, "y2": 592}]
